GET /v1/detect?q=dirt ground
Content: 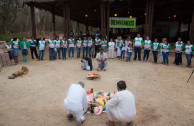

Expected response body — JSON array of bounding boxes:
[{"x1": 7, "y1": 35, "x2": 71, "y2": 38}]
[{"x1": 0, "y1": 50, "x2": 194, "y2": 126}]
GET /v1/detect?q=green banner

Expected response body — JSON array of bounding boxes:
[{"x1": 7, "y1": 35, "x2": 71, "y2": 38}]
[{"x1": 109, "y1": 17, "x2": 136, "y2": 28}]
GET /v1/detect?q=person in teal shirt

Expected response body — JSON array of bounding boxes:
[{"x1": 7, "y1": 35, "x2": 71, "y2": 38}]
[{"x1": 20, "y1": 38, "x2": 30, "y2": 62}]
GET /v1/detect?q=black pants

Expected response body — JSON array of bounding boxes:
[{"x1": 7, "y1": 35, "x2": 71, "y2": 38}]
[
  {"x1": 134, "y1": 47, "x2": 141, "y2": 60},
  {"x1": 152, "y1": 51, "x2": 158, "y2": 63},
  {"x1": 175, "y1": 53, "x2": 181, "y2": 65},
  {"x1": 121, "y1": 50, "x2": 125, "y2": 59},
  {"x1": 8, "y1": 51, "x2": 13, "y2": 60},
  {"x1": 30, "y1": 47, "x2": 38, "y2": 59},
  {"x1": 174, "y1": 52, "x2": 182, "y2": 64},
  {"x1": 143, "y1": 50, "x2": 150, "y2": 61},
  {"x1": 94, "y1": 45, "x2": 100, "y2": 58}
]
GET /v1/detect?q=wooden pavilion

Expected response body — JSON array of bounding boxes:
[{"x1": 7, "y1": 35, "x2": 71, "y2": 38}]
[{"x1": 21, "y1": 0, "x2": 194, "y2": 42}]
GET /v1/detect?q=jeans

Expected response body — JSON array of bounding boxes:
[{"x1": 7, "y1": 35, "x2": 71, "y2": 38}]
[
  {"x1": 38, "y1": 50, "x2": 45, "y2": 60},
  {"x1": 143, "y1": 50, "x2": 150, "y2": 61},
  {"x1": 62, "y1": 48, "x2": 67, "y2": 59},
  {"x1": 152, "y1": 51, "x2": 158, "y2": 63},
  {"x1": 56, "y1": 48, "x2": 61, "y2": 59},
  {"x1": 88, "y1": 46, "x2": 94, "y2": 58},
  {"x1": 126, "y1": 52, "x2": 132, "y2": 62},
  {"x1": 77, "y1": 47, "x2": 81, "y2": 58},
  {"x1": 98, "y1": 61, "x2": 107, "y2": 70},
  {"x1": 186, "y1": 54, "x2": 192, "y2": 67},
  {"x1": 68, "y1": 47, "x2": 74, "y2": 58},
  {"x1": 49, "y1": 48, "x2": 55, "y2": 60},
  {"x1": 83, "y1": 47, "x2": 88, "y2": 57},
  {"x1": 8, "y1": 51, "x2": 13, "y2": 60},
  {"x1": 121, "y1": 50, "x2": 125, "y2": 60},
  {"x1": 30, "y1": 47, "x2": 38, "y2": 59},
  {"x1": 94, "y1": 45, "x2": 100, "y2": 58},
  {"x1": 175, "y1": 53, "x2": 181, "y2": 65},
  {"x1": 134, "y1": 46, "x2": 141, "y2": 60},
  {"x1": 109, "y1": 49, "x2": 114, "y2": 58},
  {"x1": 162, "y1": 52, "x2": 169, "y2": 64}
]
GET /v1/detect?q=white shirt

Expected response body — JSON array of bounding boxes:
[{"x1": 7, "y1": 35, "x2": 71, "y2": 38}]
[
  {"x1": 95, "y1": 39, "x2": 101, "y2": 45},
  {"x1": 88, "y1": 39, "x2": 93, "y2": 47},
  {"x1": 23, "y1": 42, "x2": 27, "y2": 49},
  {"x1": 106, "y1": 90, "x2": 136, "y2": 122},
  {"x1": 39, "y1": 41, "x2": 46, "y2": 50},
  {"x1": 144, "y1": 40, "x2": 152, "y2": 50},
  {"x1": 13, "y1": 41, "x2": 19, "y2": 48},
  {"x1": 64, "y1": 84, "x2": 88, "y2": 112},
  {"x1": 108, "y1": 42, "x2": 115, "y2": 50},
  {"x1": 96, "y1": 52, "x2": 107, "y2": 64},
  {"x1": 185, "y1": 45, "x2": 193, "y2": 54},
  {"x1": 125, "y1": 40, "x2": 132, "y2": 47},
  {"x1": 68, "y1": 39, "x2": 74, "y2": 47},
  {"x1": 83, "y1": 40, "x2": 88, "y2": 47},
  {"x1": 61, "y1": 40, "x2": 67, "y2": 48},
  {"x1": 77, "y1": 40, "x2": 82, "y2": 47},
  {"x1": 55, "y1": 40, "x2": 61, "y2": 48},
  {"x1": 134, "y1": 37, "x2": 143, "y2": 47},
  {"x1": 48, "y1": 40, "x2": 55, "y2": 48}
]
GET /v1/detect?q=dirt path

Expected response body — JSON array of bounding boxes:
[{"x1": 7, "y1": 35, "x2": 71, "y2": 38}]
[{"x1": 0, "y1": 51, "x2": 194, "y2": 126}]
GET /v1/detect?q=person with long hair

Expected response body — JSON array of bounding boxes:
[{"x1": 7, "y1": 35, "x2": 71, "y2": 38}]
[
  {"x1": 143, "y1": 36, "x2": 152, "y2": 61},
  {"x1": 161, "y1": 40, "x2": 171, "y2": 65},
  {"x1": 11, "y1": 37, "x2": 20, "y2": 63}
]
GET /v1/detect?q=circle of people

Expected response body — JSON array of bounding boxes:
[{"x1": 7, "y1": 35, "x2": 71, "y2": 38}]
[{"x1": 4, "y1": 34, "x2": 194, "y2": 69}]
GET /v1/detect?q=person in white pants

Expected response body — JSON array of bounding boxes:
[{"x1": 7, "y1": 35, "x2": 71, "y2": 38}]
[
  {"x1": 64, "y1": 82, "x2": 88, "y2": 124},
  {"x1": 106, "y1": 81, "x2": 136, "y2": 126},
  {"x1": 108, "y1": 38, "x2": 115, "y2": 59}
]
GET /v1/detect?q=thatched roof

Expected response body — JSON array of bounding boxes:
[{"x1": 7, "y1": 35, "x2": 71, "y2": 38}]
[{"x1": 21, "y1": 0, "x2": 194, "y2": 27}]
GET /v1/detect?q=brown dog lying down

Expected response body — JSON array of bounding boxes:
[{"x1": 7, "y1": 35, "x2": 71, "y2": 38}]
[{"x1": 8, "y1": 66, "x2": 29, "y2": 79}]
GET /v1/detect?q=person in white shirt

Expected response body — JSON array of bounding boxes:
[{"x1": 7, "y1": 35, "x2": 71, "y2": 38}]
[
  {"x1": 88, "y1": 36, "x2": 94, "y2": 58},
  {"x1": 108, "y1": 38, "x2": 115, "y2": 59},
  {"x1": 143, "y1": 36, "x2": 152, "y2": 61},
  {"x1": 184, "y1": 41, "x2": 193, "y2": 68},
  {"x1": 106, "y1": 81, "x2": 136, "y2": 126},
  {"x1": 174, "y1": 37, "x2": 184, "y2": 64},
  {"x1": 133, "y1": 34, "x2": 143, "y2": 61},
  {"x1": 38, "y1": 37, "x2": 46, "y2": 61},
  {"x1": 94, "y1": 36, "x2": 101, "y2": 58},
  {"x1": 82, "y1": 37, "x2": 88, "y2": 58},
  {"x1": 55, "y1": 36, "x2": 61, "y2": 59},
  {"x1": 64, "y1": 82, "x2": 88, "y2": 124},
  {"x1": 61, "y1": 37, "x2": 68, "y2": 60},
  {"x1": 47, "y1": 36, "x2": 55, "y2": 61},
  {"x1": 96, "y1": 48, "x2": 108, "y2": 71},
  {"x1": 76, "y1": 37, "x2": 82, "y2": 58},
  {"x1": 68, "y1": 36, "x2": 75, "y2": 59}
]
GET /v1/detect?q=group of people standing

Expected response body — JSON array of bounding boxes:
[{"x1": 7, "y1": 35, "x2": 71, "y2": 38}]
[
  {"x1": 4, "y1": 34, "x2": 194, "y2": 68},
  {"x1": 113, "y1": 34, "x2": 193, "y2": 68}
]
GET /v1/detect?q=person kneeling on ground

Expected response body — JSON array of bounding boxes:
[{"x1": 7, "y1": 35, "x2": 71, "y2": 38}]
[
  {"x1": 96, "y1": 48, "x2": 108, "y2": 71},
  {"x1": 64, "y1": 82, "x2": 88, "y2": 124},
  {"x1": 106, "y1": 81, "x2": 136, "y2": 126},
  {"x1": 81, "y1": 57, "x2": 93, "y2": 71}
]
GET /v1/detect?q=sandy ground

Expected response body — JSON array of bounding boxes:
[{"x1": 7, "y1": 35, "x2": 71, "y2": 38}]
[{"x1": 0, "y1": 50, "x2": 194, "y2": 126}]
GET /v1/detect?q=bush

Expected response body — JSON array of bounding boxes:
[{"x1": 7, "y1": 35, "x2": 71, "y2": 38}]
[{"x1": 0, "y1": 34, "x2": 23, "y2": 41}]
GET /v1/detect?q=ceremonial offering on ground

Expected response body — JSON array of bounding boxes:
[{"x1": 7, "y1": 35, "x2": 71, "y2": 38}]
[
  {"x1": 8, "y1": 66, "x2": 29, "y2": 79},
  {"x1": 87, "y1": 73, "x2": 101, "y2": 80},
  {"x1": 87, "y1": 89, "x2": 114, "y2": 115}
]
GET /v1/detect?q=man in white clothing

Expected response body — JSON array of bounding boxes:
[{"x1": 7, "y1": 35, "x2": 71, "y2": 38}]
[
  {"x1": 96, "y1": 48, "x2": 108, "y2": 71},
  {"x1": 64, "y1": 82, "x2": 88, "y2": 124},
  {"x1": 106, "y1": 81, "x2": 136, "y2": 126}
]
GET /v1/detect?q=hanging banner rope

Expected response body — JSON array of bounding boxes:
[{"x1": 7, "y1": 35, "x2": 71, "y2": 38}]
[{"x1": 109, "y1": 17, "x2": 136, "y2": 28}]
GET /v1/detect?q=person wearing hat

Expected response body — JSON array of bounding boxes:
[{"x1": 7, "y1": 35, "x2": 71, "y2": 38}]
[
  {"x1": 64, "y1": 82, "x2": 88, "y2": 124},
  {"x1": 105, "y1": 81, "x2": 136, "y2": 126},
  {"x1": 96, "y1": 48, "x2": 108, "y2": 71}
]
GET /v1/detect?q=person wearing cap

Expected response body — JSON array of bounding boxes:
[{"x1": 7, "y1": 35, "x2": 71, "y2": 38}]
[
  {"x1": 96, "y1": 48, "x2": 108, "y2": 71},
  {"x1": 64, "y1": 82, "x2": 88, "y2": 124},
  {"x1": 105, "y1": 81, "x2": 136, "y2": 126}
]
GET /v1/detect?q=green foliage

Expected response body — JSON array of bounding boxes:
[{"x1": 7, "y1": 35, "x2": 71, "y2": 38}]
[{"x1": 0, "y1": 34, "x2": 23, "y2": 41}]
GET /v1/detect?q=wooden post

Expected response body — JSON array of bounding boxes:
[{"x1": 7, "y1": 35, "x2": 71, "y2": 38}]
[
  {"x1": 30, "y1": 5, "x2": 36, "y2": 38},
  {"x1": 190, "y1": 8, "x2": 194, "y2": 44},
  {"x1": 66, "y1": 1, "x2": 70, "y2": 38},
  {"x1": 107, "y1": 2, "x2": 110, "y2": 41},
  {"x1": 63, "y1": 0, "x2": 70, "y2": 38},
  {"x1": 63, "y1": 1, "x2": 67, "y2": 37},
  {"x1": 52, "y1": 10, "x2": 56, "y2": 37},
  {"x1": 100, "y1": 1, "x2": 106, "y2": 38}
]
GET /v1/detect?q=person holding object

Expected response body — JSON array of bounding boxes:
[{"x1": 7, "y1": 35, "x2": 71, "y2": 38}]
[
  {"x1": 108, "y1": 38, "x2": 115, "y2": 59},
  {"x1": 133, "y1": 33, "x2": 143, "y2": 61},
  {"x1": 64, "y1": 82, "x2": 88, "y2": 124},
  {"x1": 68, "y1": 36, "x2": 75, "y2": 59},
  {"x1": 105, "y1": 81, "x2": 136, "y2": 126},
  {"x1": 143, "y1": 36, "x2": 152, "y2": 62},
  {"x1": 96, "y1": 48, "x2": 108, "y2": 71},
  {"x1": 184, "y1": 41, "x2": 194, "y2": 68},
  {"x1": 152, "y1": 38, "x2": 160, "y2": 63},
  {"x1": 29, "y1": 36, "x2": 38, "y2": 59}
]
